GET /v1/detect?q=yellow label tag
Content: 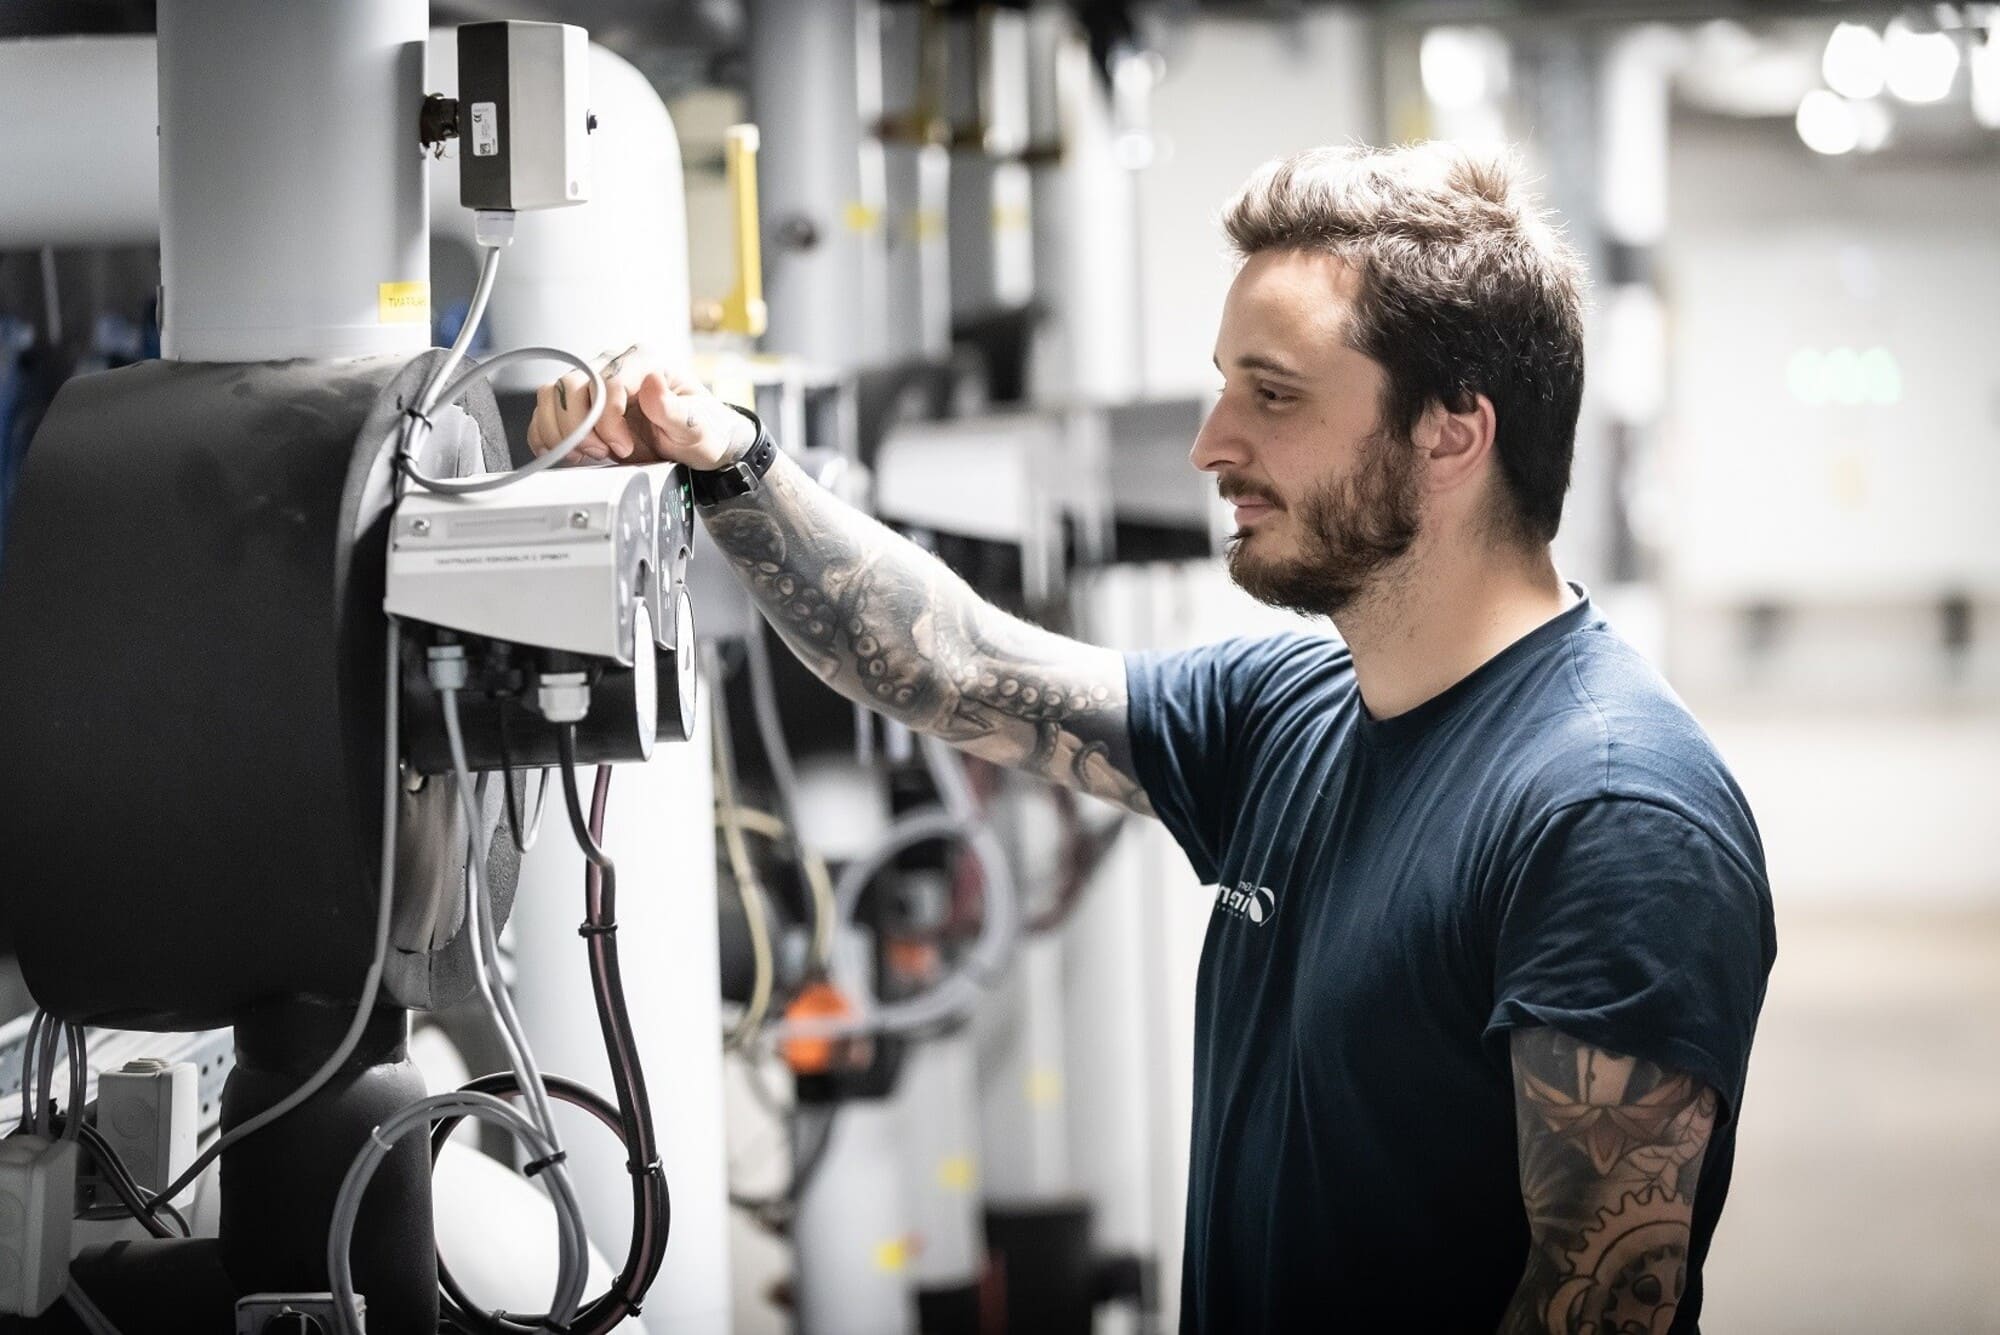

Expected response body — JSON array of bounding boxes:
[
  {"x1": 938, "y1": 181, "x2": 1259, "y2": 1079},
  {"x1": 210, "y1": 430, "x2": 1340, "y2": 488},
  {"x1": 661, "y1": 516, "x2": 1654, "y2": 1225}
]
[
  {"x1": 378, "y1": 281, "x2": 431, "y2": 325},
  {"x1": 991, "y1": 203, "x2": 1031, "y2": 233},
  {"x1": 872, "y1": 1237, "x2": 910, "y2": 1273},
  {"x1": 1026, "y1": 1067, "x2": 1063, "y2": 1108},
  {"x1": 936, "y1": 1155, "x2": 976, "y2": 1193},
  {"x1": 842, "y1": 201, "x2": 883, "y2": 233}
]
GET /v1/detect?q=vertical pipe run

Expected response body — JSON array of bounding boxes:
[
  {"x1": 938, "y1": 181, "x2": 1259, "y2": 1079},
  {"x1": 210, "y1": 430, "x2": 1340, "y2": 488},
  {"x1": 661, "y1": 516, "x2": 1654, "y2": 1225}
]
[
  {"x1": 158, "y1": 0, "x2": 429, "y2": 362},
  {"x1": 749, "y1": 0, "x2": 888, "y2": 369}
]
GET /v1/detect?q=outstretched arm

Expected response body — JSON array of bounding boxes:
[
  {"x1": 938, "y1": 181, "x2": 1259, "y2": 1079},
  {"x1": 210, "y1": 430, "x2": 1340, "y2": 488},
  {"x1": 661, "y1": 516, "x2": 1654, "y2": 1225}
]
[
  {"x1": 527, "y1": 355, "x2": 1153, "y2": 816},
  {"x1": 1498, "y1": 1027, "x2": 1718, "y2": 1335}
]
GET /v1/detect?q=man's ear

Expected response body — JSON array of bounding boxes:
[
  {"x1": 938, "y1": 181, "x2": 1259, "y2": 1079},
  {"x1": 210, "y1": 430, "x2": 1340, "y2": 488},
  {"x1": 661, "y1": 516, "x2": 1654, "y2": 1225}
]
[{"x1": 1421, "y1": 391, "x2": 1497, "y2": 493}]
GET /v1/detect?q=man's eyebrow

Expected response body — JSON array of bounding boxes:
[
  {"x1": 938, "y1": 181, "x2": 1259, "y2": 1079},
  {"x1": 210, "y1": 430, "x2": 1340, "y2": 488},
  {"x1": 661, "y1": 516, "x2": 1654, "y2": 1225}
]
[{"x1": 1215, "y1": 353, "x2": 1307, "y2": 380}]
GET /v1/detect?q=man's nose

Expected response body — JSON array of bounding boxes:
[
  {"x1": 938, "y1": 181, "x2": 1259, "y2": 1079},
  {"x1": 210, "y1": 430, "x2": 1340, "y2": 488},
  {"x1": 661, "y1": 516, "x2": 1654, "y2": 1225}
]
[{"x1": 1190, "y1": 398, "x2": 1248, "y2": 475}]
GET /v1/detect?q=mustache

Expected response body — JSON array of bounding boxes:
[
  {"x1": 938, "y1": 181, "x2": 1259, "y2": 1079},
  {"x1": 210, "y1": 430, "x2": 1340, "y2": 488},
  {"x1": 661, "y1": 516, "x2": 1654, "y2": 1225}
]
[{"x1": 1217, "y1": 476, "x2": 1284, "y2": 510}]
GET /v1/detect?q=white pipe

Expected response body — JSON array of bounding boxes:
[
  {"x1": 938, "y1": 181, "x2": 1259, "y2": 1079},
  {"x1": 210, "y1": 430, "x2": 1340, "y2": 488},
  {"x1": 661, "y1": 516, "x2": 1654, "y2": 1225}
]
[
  {"x1": 747, "y1": 0, "x2": 890, "y2": 368},
  {"x1": 896, "y1": 1028, "x2": 983, "y2": 1291},
  {"x1": 0, "y1": 38, "x2": 160, "y2": 249},
  {"x1": 158, "y1": 0, "x2": 430, "y2": 361}
]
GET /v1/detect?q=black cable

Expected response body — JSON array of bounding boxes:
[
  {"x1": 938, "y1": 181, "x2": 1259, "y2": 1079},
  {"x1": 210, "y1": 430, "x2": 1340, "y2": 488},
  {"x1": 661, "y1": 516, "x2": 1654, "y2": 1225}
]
[
  {"x1": 439, "y1": 729, "x2": 670, "y2": 1335},
  {"x1": 68, "y1": 1118, "x2": 192, "y2": 1239},
  {"x1": 428, "y1": 1073, "x2": 664, "y2": 1331},
  {"x1": 498, "y1": 700, "x2": 529, "y2": 853}
]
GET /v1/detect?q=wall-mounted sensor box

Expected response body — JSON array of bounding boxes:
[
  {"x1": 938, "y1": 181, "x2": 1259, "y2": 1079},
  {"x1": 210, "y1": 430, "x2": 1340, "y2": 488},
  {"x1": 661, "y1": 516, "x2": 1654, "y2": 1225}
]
[{"x1": 457, "y1": 20, "x2": 591, "y2": 212}]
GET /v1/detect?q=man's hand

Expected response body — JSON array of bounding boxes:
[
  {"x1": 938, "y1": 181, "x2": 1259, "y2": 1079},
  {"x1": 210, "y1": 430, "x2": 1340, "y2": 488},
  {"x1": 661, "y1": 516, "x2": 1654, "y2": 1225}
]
[{"x1": 525, "y1": 344, "x2": 752, "y2": 470}]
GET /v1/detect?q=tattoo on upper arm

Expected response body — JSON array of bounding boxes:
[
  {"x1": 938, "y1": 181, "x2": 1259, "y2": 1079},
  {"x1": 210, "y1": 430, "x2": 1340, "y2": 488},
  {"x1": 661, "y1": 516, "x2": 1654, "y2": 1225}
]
[
  {"x1": 1500, "y1": 1028, "x2": 1718, "y2": 1335},
  {"x1": 701, "y1": 459, "x2": 1153, "y2": 815}
]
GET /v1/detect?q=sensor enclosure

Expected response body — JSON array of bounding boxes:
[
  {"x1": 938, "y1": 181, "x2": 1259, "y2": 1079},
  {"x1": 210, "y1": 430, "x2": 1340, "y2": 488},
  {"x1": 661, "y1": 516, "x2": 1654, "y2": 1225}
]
[
  {"x1": 457, "y1": 20, "x2": 591, "y2": 212},
  {"x1": 385, "y1": 468, "x2": 653, "y2": 665}
]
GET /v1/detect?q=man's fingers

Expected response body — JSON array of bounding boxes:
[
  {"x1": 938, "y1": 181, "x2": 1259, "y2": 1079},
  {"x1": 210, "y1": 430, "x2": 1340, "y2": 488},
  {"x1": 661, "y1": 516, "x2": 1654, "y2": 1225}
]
[
  {"x1": 527, "y1": 392, "x2": 558, "y2": 456},
  {"x1": 592, "y1": 376, "x2": 640, "y2": 460},
  {"x1": 529, "y1": 347, "x2": 735, "y2": 470}
]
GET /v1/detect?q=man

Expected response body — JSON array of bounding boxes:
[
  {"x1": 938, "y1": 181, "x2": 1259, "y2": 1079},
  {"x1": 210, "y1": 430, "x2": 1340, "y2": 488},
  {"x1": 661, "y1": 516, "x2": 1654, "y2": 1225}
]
[{"x1": 530, "y1": 143, "x2": 1775, "y2": 1333}]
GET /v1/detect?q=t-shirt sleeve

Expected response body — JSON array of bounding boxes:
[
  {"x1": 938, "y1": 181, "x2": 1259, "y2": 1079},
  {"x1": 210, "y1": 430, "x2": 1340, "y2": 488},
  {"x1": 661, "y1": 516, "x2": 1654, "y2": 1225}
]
[
  {"x1": 1485, "y1": 797, "x2": 1775, "y2": 1120},
  {"x1": 1125, "y1": 636, "x2": 1301, "y2": 884}
]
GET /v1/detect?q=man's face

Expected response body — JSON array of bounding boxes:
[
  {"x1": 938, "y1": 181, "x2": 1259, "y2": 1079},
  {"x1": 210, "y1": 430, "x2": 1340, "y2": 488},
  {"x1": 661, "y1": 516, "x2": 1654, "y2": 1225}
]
[{"x1": 1191, "y1": 250, "x2": 1423, "y2": 618}]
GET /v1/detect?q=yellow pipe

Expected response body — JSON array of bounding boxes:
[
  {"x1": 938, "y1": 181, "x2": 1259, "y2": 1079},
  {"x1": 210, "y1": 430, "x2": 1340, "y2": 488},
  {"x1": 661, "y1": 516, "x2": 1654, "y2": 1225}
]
[{"x1": 719, "y1": 123, "x2": 768, "y2": 338}]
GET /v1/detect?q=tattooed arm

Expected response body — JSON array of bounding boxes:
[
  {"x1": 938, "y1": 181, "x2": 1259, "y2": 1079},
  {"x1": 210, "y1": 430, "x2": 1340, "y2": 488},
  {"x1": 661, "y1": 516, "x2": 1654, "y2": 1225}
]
[
  {"x1": 527, "y1": 356, "x2": 1153, "y2": 815},
  {"x1": 1498, "y1": 1027, "x2": 1718, "y2": 1335}
]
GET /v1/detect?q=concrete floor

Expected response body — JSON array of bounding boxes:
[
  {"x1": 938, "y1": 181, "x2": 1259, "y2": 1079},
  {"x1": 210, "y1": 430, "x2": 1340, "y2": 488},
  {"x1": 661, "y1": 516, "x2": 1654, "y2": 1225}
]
[{"x1": 1700, "y1": 905, "x2": 2000, "y2": 1333}]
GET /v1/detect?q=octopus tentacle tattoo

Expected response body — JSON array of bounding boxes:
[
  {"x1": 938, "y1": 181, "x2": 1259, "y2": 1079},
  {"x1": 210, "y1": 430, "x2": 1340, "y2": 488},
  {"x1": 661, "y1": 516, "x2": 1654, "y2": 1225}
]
[
  {"x1": 1500, "y1": 1028, "x2": 1718, "y2": 1335},
  {"x1": 700, "y1": 454, "x2": 1153, "y2": 816}
]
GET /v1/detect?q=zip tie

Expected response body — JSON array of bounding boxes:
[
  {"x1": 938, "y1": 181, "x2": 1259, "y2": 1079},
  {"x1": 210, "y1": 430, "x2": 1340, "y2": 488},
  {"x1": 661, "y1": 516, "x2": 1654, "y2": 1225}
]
[
  {"x1": 523, "y1": 1149, "x2": 568, "y2": 1178},
  {"x1": 370, "y1": 1126, "x2": 398, "y2": 1155},
  {"x1": 576, "y1": 921, "x2": 619, "y2": 938},
  {"x1": 626, "y1": 1155, "x2": 663, "y2": 1179},
  {"x1": 403, "y1": 405, "x2": 434, "y2": 428}
]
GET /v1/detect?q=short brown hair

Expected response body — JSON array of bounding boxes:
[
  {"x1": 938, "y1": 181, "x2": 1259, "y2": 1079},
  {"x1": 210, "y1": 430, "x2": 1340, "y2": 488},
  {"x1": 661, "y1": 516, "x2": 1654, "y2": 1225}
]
[{"x1": 1222, "y1": 143, "x2": 1587, "y2": 546}]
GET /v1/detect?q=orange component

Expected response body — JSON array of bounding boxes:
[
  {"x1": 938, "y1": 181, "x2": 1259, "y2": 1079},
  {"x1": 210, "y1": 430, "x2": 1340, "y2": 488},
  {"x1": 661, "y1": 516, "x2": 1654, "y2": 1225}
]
[
  {"x1": 885, "y1": 937, "x2": 941, "y2": 984},
  {"x1": 781, "y1": 981, "x2": 859, "y2": 1076}
]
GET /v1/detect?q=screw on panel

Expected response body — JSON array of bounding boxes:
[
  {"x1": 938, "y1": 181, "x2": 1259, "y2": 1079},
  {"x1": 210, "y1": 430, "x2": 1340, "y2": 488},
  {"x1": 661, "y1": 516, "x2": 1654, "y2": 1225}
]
[
  {"x1": 411, "y1": 518, "x2": 431, "y2": 536},
  {"x1": 570, "y1": 510, "x2": 590, "y2": 529}
]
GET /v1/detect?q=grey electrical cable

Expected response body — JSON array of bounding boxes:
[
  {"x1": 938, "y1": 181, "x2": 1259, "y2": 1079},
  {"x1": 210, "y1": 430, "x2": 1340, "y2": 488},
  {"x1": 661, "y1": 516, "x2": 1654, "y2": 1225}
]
[
  {"x1": 741, "y1": 627, "x2": 833, "y2": 972},
  {"x1": 63, "y1": 1277, "x2": 125, "y2": 1335},
  {"x1": 517, "y1": 768, "x2": 553, "y2": 852},
  {"x1": 327, "y1": 1090, "x2": 584, "y2": 1335},
  {"x1": 711, "y1": 694, "x2": 776, "y2": 1048},
  {"x1": 440, "y1": 689, "x2": 588, "y2": 1326},
  {"x1": 400, "y1": 347, "x2": 608, "y2": 495},
  {"x1": 61, "y1": 1022, "x2": 84, "y2": 1142},
  {"x1": 16, "y1": 1009, "x2": 43, "y2": 1132},
  {"x1": 741, "y1": 627, "x2": 805, "y2": 827},
  {"x1": 141, "y1": 619, "x2": 406, "y2": 1218},
  {"x1": 423, "y1": 241, "x2": 503, "y2": 415},
  {"x1": 773, "y1": 738, "x2": 1020, "y2": 1040},
  {"x1": 444, "y1": 713, "x2": 561, "y2": 1145},
  {"x1": 35, "y1": 1012, "x2": 59, "y2": 1138}
]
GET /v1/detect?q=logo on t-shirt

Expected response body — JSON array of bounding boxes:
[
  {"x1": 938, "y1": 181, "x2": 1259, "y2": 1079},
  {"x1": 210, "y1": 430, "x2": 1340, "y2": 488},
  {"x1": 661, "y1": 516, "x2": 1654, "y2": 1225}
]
[{"x1": 1215, "y1": 880, "x2": 1279, "y2": 927}]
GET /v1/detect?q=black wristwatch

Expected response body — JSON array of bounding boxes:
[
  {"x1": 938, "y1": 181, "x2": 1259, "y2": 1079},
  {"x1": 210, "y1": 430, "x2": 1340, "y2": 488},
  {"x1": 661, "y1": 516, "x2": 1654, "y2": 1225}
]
[{"x1": 689, "y1": 404, "x2": 777, "y2": 508}]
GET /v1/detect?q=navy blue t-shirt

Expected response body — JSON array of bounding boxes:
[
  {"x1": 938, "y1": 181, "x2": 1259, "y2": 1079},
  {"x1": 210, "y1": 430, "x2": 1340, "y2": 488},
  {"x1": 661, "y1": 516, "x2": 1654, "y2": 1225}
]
[{"x1": 1126, "y1": 592, "x2": 1776, "y2": 1333}]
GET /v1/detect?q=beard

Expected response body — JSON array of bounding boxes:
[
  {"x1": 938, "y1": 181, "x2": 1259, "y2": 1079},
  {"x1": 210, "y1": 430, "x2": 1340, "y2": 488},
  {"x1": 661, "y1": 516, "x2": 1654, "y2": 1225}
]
[{"x1": 1223, "y1": 428, "x2": 1423, "y2": 618}]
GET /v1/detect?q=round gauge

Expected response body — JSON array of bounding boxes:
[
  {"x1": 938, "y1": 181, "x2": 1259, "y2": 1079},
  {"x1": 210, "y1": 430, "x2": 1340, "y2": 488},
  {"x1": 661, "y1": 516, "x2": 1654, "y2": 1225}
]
[
  {"x1": 631, "y1": 598, "x2": 659, "y2": 762},
  {"x1": 661, "y1": 585, "x2": 698, "y2": 744}
]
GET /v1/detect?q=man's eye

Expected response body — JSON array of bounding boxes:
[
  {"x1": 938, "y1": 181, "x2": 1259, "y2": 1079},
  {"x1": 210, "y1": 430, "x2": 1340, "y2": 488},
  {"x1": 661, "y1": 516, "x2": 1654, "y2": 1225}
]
[{"x1": 1258, "y1": 385, "x2": 1294, "y2": 405}]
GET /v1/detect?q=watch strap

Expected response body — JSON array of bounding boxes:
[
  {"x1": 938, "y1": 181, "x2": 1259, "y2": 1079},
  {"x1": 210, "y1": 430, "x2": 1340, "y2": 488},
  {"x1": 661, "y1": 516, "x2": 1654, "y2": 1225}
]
[{"x1": 689, "y1": 404, "x2": 777, "y2": 508}]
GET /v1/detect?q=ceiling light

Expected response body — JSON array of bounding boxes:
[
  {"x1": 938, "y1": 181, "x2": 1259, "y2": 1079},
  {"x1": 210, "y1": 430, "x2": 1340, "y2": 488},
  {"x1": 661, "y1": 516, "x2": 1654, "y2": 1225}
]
[
  {"x1": 1883, "y1": 18, "x2": 1960, "y2": 105},
  {"x1": 1972, "y1": 26, "x2": 2000, "y2": 128},
  {"x1": 1421, "y1": 27, "x2": 1502, "y2": 111},
  {"x1": 1851, "y1": 97, "x2": 1893, "y2": 152},
  {"x1": 1823, "y1": 23, "x2": 1887, "y2": 100},
  {"x1": 1796, "y1": 89, "x2": 1859, "y2": 155}
]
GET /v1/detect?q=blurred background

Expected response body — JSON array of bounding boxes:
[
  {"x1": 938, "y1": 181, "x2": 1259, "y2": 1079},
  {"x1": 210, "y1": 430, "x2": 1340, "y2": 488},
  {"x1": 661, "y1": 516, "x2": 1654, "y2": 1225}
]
[{"x1": 2, "y1": 2, "x2": 1995, "y2": 1332}]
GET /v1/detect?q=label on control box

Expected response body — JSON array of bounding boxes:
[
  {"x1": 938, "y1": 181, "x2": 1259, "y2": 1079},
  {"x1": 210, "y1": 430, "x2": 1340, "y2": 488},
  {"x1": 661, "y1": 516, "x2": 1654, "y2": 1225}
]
[{"x1": 470, "y1": 101, "x2": 499, "y2": 157}]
